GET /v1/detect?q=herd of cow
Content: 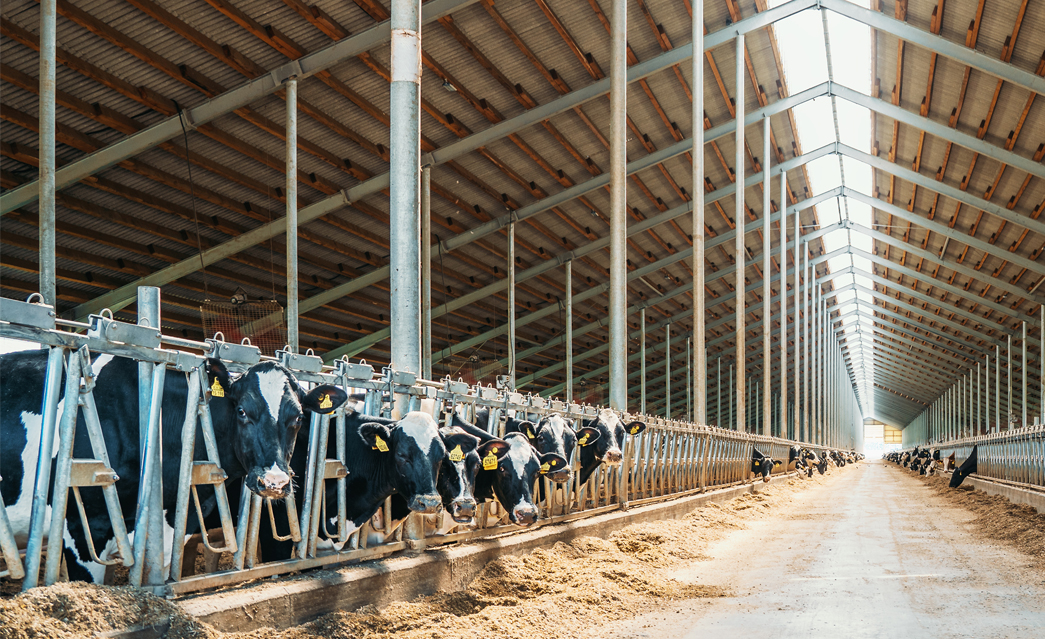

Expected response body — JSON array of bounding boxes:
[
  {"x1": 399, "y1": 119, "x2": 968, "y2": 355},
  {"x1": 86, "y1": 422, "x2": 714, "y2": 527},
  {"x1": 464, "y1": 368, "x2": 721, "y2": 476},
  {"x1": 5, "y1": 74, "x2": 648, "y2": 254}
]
[
  {"x1": 1, "y1": 348, "x2": 865, "y2": 588},
  {"x1": 1, "y1": 350, "x2": 656, "y2": 583},
  {"x1": 883, "y1": 445, "x2": 978, "y2": 488}
]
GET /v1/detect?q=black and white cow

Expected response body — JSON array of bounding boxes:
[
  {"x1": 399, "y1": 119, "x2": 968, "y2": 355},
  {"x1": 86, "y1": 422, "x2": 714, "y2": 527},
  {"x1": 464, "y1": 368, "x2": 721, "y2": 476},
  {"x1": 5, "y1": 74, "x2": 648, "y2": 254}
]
[
  {"x1": 259, "y1": 408, "x2": 466, "y2": 561},
  {"x1": 948, "y1": 446, "x2": 977, "y2": 488},
  {"x1": 0, "y1": 350, "x2": 345, "y2": 582},
  {"x1": 576, "y1": 409, "x2": 646, "y2": 484},
  {"x1": 751, "y1": 448, "x2": 779, "y2": 482},
  {"x1": 506, "y1": 413, "x2": 599, "y2": 484},
  {"x1": 451, "y1": 416, "x2": 566, "y2": 526}
]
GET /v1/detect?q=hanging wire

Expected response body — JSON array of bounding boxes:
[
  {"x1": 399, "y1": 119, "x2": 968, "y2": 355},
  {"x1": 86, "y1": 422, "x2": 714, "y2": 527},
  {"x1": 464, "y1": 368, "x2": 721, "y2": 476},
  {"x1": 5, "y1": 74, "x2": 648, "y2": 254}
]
[{"x1": 177, "y1": 106, "x2": 210, "y2": 300}]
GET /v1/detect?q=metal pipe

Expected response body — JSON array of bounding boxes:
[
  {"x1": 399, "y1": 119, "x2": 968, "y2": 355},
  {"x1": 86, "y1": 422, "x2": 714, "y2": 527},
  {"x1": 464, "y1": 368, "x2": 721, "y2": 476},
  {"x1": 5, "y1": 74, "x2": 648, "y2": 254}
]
[
  {"x1": 38, "y1": 0, "x2": 57, "y2": 306},
  {"x1": 421, "y1": 166, "x2": 432, "y2": 379},
  {"x1": 286, "y1": 77, "x2": 299, "y2": 353},
  {"x1": 1008, "y1": 334, "x2": 1012, "y2": 430},
  {"x1": 692, "y1": 0, "x2": 705, "y2": 425},
  {"x1": 804, "y1": 241, "x2": 810, "y2": 442},
  {"x1": 729, "y1": 362, "x2": 734, "y2": 429},
  {"x1": 42, "y1": 349, "x2": 82, "y2": 585},
  {"x1": 996, "y1": 344, "x2": 1001, "y2": 432},
  {"x1": 687, "y1": 337, "x2": 692, "y2": 422},
  {"x1": 762, "y1": 116, "x2": 771, "y2": 437},
  {"x1": 734, "y1": 33, "x2": 746, "y2": 433},
  {"x1": 390, "y1": 0, "x2": 423, "y2": 384},
  {"x1": 665, "y1": 323, "x2": 672, "y2": 418},
  {"x1": 1041, "y1": 305, "x2": 1044, "y2": 424},
  {"x1": 717, "y1": 357, "x2": 722, "y2": 426},
  {"x1": 793, "y1": 206, "x2": 801, "y2": 441},
  {"x1": 1023, "y1": 321, "x2": 1028, "y2": 428},
  {"x1": 566, "y1": 260, "x2": 574, "y2": 404},
  {"x1": 640, "y1": 307, "x2": 646, "y2": 414},
  {"x1": 22, "y1": 345, "x2": 65, "y2": 590},
  {"x1": 508, "y1": 217, "x2": 516, "y2": 387},
  {"x1": 778, "y1": 170, "x2": 786, "y2": 439},
  {"x1": 608, "y1": 0, "x2": 627, "y2": 412},
  {"x1": 137, "y1": 287, "x2": 165, "y2": 586}
]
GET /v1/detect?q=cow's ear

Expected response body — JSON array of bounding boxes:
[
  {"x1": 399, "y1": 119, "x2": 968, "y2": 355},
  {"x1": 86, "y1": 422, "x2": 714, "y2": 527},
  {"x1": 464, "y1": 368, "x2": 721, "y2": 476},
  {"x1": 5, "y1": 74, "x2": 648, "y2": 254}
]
[
  {"x1": 478, "y1": 439, "x2": 510, "y2": 460},
  {"x1": 442, "y1": 431, "x2": 480, "y2": 460},
  {"x1": 360, "y1": 422, "x2": 393, "y2": 452},
  {"x1": 205, "y1": 358, "x2": 232, "y2": 399},
  {"x1": 516, "y1": 421, "x2": 539, "y2": 442},
  {"x1": 538, "y1": 452, "x2": 568, "y2": 475},
  {"x1": 625, "y1": 421, "x2": 647, "y2": 436},
  {"x1": 575, "y1": 426, "x2": 601, "y2": 447},
  {"x1": 301, "y1": 385, "x2": 348, "y2": 414},
  {"x1": 773, "y1": 460, "x2": 782, "y2": 468}
]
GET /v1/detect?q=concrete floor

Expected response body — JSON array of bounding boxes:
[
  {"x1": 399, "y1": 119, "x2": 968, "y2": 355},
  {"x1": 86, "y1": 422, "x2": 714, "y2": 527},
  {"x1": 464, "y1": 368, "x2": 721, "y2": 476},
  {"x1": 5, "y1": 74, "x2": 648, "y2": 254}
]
[{"x1": 593, "y1": 461, "x2": 1045, "y2": 639}]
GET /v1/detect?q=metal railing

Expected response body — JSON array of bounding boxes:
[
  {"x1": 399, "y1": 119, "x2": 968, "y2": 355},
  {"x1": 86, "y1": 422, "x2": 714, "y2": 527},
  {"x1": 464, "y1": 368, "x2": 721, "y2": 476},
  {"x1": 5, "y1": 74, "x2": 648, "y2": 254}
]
[
  {"x1": 895, "y1": 424, "x2": 1045, "y2": 490},
  {"x1": 1, "y1": 292, "x2": 848, "y2": 595}
]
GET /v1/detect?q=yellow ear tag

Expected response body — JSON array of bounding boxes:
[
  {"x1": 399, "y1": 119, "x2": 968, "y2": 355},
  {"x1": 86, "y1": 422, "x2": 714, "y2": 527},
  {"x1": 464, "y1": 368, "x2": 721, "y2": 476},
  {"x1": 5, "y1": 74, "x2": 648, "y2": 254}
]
[
  {"x1": 449, "y1": 445, "x2": 464, "y2": 463},
  {"x1": 629, "y1": 425, "x2": 641, "y2": 435},
  {"x1": 210, "y1": 378, "x2": 224, "y2": 398},
  {"x1": 578, "y1": 433, "x2": 590, "y2": 446},
  {"x1": 318, "y1": 394, "x2": 333, "y2": 410},
  {"x1": 482, "y1": 450, "x2": 498, "y2": 471},
  {"x1": 527, "y1": 429, "x2": 535, "y2": 439},
  {"x1": 539, "y1": 463, "x2": 550, "y2": 474},
  {"x1": 373, "y1": 435, "x2": 389, "y2": 452}
]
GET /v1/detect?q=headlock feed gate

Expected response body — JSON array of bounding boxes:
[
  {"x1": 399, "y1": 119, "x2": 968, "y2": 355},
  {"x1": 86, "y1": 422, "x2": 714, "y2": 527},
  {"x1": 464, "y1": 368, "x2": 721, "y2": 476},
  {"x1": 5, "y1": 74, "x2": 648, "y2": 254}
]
[{"x1": 0, "y1": 291, "x2": 847, "y2": 596}]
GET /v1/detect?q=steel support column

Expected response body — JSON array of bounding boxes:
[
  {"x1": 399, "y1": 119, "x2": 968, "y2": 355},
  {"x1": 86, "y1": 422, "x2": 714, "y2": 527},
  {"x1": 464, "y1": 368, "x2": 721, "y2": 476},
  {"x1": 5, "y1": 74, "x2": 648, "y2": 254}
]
[
  {"x1": 734, "y1": 33, "x2": 746, "y2": 432},
  {"x1": 692, "y1": 0, "x2": 706, "y2": 425},
  {"x1": 285, "y1": 77, "x2": 299, "y2": 353},
  {"x1": 778, "y1": 169, "x2": 787, "y2": 439},
  {"x1": 421, "y1": 166, "x2": 432, "y2": 379},
  {"x1": 38, "y1": 0, "x2": 56, "y2": 306},
  {"x1": 566, "y1": 260, "x2": 573, "y2": 404},
  {"x1": 608, "y1": 0, "x2": 627, "y2": 411},
  {"x1": 389, "y1": 0, "x2": 422, "y2": 383},
  {"x1": 762, "y1": 116, "x2": 771, "y2": 436}
]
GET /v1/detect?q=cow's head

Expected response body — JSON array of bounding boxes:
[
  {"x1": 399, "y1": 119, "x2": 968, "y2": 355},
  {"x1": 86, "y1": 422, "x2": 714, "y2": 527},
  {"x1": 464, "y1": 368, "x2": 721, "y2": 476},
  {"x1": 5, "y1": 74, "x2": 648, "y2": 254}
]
[
  {"x1": 359, "y1": 411, "x2": 445, "y2": 514},
  {"x1": 751, "y1": 449, "x2": 777, "y2": 482},
  {"x1": 521, "y1": 413, "x2": 594, "y2": 483},
  {"x1": 216, "y1": 360, "x2": 347, "y2": 499},
  {"x1": 487, "y1": 433, "x2": 565, "y2": 526},
  {"x1": 949, "y1": 446, "x2": 977, "y2": 488},
  {"x1": 437, "y1": 427, "x2": 508, "y2": 523},
  {"x1": 581, "y1": 409, "x2": 646, "y2": 467}
]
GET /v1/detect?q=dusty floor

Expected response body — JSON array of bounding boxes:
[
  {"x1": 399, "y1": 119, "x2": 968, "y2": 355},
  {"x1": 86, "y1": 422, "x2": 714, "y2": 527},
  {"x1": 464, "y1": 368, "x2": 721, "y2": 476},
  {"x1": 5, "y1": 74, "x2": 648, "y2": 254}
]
[
  {"x1": 2, "y1": 462, "x2": 1042, "y2": 639},
  {"x1": 590, "y1": 461, "x2": 1045, "y2": 639}
]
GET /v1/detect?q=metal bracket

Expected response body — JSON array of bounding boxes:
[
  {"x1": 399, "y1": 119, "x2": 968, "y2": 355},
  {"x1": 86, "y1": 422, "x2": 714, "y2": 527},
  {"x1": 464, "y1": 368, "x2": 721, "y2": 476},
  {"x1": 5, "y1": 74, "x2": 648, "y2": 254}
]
[
  {"x1": 68, "y1": 460, "x2": 119, "y2": 487},
  {"x1": 279, "y1": 348, "x2": 324, "y2": 373},
  {"x1": 323, "y1": 459, "x2": 348, "y2": 480},
  {"x1": 88, "y1": 313, "x2": 161, "y2": 348},
  {"x1": 391, "y1": 370, "x2": 417, "y2": 387},
  {"x1": 0, "y1": 296, "x2": 56, "y2": 330},
  {"x1": 206, "y1": 338, "x2": 261, "y2": 365},
  {"x1": 335, "y1": 358, "x2": 375, "y2": 382},
  {"x1": 190, "y1": 462, "x2": 228, "y2": 486}
]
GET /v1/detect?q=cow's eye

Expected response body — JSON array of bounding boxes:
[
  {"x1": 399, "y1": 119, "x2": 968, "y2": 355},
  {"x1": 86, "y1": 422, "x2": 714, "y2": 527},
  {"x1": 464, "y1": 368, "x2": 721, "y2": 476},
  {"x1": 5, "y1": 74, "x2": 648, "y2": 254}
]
[{"x1": 237, "y1": 407, "x2": 246, "y2": 418}]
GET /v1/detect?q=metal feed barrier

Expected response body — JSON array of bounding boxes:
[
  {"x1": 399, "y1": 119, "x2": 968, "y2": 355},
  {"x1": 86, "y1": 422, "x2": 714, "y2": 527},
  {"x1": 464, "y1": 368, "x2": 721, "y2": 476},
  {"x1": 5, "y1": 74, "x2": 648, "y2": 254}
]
[
  {"x1": 897, "y1": 425, "x2": 1045, "y2": 490},
  {"x1": 1, "y1": 292, "x2": 842, "y2": 596}
]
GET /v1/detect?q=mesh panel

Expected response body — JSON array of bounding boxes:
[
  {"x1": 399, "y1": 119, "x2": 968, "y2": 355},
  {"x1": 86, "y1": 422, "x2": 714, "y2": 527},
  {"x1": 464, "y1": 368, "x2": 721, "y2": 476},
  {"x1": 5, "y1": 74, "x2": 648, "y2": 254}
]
[
  {"x1": 574, "y1": 380, "x2": 606, "y2": 405},
  {"x1": 200, "y1": 300, "x2": 287, "y2": 357}
]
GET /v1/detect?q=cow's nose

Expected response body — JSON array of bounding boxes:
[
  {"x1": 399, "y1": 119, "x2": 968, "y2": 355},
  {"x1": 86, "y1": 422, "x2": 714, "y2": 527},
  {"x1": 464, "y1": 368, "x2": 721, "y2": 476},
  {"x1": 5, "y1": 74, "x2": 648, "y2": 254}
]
[
  {"x1": 762, "y1": 476, "x2": 772, "y2": 483},
  {"x1": 408, "y1": 494, "x2": 442, "y2": 514},
  {"x1": 603, "y1": 449, "x2": 623, "y2": 465},
  {"x1": 513, "y1": 505, "x2": 538, "y2": 526},
  {"x1": 451, "y1": 500, "x2": 475, "y2": 522},
  {"x1": 261, "y1": 464, "x2": 291, "y2": 492},
  {"x1": 548, "y1": 468, "x2": 571, "y2": 483}
]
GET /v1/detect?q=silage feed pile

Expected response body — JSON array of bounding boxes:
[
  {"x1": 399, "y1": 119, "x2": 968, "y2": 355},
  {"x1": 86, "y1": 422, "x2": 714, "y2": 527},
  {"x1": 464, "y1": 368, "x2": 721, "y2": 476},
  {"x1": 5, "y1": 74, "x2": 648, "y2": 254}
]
[{"x1": 0, "y1": 473, "x2": 827, "y2": 639}]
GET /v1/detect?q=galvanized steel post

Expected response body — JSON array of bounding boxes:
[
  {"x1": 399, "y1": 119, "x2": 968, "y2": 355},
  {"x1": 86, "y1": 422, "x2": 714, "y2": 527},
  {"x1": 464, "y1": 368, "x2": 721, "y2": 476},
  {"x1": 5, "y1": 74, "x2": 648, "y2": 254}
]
[
  {"x1": 39, "y1": 0, "x2": 57, "y2": 307},
  {"x1": 803, "y1": 241, "x2": 810, "y2": 442},
  {"x1": 421, "y1": 166, "x2": 432, "y2": 379},
  {"x1": 608, "y1": 0, "x2": 628, "y2": 411},
  {"x1": 1022, "y1": 321, "x2": 1027, "y2": 428},
  {"x1": 508, "y1": 217, "x2": 516, "y2": 387},
  {"x1": 390, "y1": 0, "x2": 423, "y2": 383},
  {"x1": 996, "y1": 344, "x2": 1001, "y2": 432},
  {"x1": 762, "y1": 117, "x2": 771, "y2": 436},
  {"x1": 717, "y1": 357, "x2": 722, "y2": 426},
  {"x1": 778, "y1": 170, "x2": 787, "y2": 439},
  {"x1": 793, "y1": 207, "x2": 801, "y2": 440},
  {"x1": 734, "y1": 33, "x2": 746, "y2": 432},
  {"x1": 639, "y1": 307, "x2": 645, "y2": 413},
  {"x1": 286, "y1": 77, "x2": 299, "y2": 353},
  {"x1": 566, "y1": 260, "x2": 573, "y2": 403},
  {"x1": 1007, "y1": 334, "x2": 1012, "y2": 430},
  {"x1": 665, "y1": 323, "x2": 672, "y2": 418},
  {"x1": 687, "y1": 337, "x2": 692, "y2": 421},
  {"x1": 692, "y1": 0, "x2": 706, "y2": 425}
]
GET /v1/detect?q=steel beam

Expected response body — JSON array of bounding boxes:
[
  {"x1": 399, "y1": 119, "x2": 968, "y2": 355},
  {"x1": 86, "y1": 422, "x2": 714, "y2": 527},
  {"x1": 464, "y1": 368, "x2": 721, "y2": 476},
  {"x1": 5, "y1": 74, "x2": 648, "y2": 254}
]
[{"x1": 608, "y1": 0, "x2": 627, "y2": 411}]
